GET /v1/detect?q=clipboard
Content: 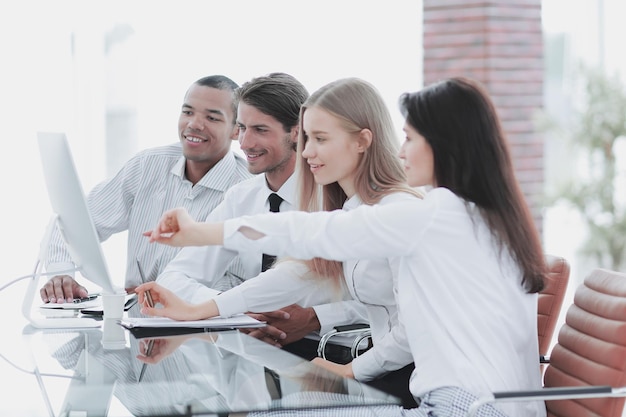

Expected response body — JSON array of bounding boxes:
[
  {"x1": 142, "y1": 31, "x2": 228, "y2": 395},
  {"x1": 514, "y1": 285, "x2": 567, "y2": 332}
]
[
  {"x1": 118, "y1": 314, "x2": 266, "y2": 338},
  {"x1": 122, "y1": 325, "x2": 210, "y2": 339}
]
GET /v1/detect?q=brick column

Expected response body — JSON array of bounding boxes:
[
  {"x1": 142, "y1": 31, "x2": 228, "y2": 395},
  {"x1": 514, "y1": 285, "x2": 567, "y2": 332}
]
[{"x1": 423, "y1": 0, "x2": 544, "y2": 234}]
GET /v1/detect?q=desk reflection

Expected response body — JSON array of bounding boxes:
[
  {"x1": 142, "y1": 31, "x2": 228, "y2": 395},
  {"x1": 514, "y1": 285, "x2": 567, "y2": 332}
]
[{"x1": 27, "y1": 319, "x2": 398, "y2": 416}]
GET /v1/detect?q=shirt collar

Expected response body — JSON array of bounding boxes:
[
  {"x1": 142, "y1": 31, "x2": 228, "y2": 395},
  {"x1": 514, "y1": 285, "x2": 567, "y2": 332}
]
[
  {"x1": 170, "y1": 152, "x2": 239, "y2": 192},
  {"x1": 264, "y1": 173, "x2": 297, "y2": 206},
  {"x1": 342, "y1": 194, "x2": 363, "y2": 211}
]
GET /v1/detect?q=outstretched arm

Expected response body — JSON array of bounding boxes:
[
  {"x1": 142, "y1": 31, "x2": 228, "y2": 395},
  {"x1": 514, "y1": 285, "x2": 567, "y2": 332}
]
[
  {"x1": 135, "y1": 281, "x2": 220, "y2": 321},
  {"x1": 143, "y1": 207, "x2": 228, "y2": 247},
  {"x1": 144, "y1": 207, "x2": 268, "y2": 247},
  {"x1": 147, "y1": 198, "x2": 425, "y2": 263}
]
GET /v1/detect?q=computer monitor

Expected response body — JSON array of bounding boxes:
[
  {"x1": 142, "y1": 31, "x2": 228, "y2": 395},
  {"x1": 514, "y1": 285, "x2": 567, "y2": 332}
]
[
  {"x1": 37, "y1": 132, "x2": 115, "y2": 294},
  {"x1": 22, "y1": 132, "x2": 116, "y2": 328}
]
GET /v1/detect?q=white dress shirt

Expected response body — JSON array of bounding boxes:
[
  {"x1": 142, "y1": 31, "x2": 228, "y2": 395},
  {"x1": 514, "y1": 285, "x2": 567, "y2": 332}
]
[
  {"x1": 157, "y1": 173, "x2": 297, "y2": 299},
  {"x1": 215, "y1": 192, "x2": 415, "y2": 382},
  {"x1": 222, "y1": 187, "x2": 545, "y2": 417},
  {"x1": 46, "y1": 143, "x2": 252, "y2": 289},
  {"x1": 157, "y1": 173, "x2": 369, "y2": 337}
]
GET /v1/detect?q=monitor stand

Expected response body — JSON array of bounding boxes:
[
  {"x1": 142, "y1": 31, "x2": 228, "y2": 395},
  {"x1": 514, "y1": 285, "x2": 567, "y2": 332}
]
[{"x1": 22, "y1": 216, "x2": 101, "y2": 329}]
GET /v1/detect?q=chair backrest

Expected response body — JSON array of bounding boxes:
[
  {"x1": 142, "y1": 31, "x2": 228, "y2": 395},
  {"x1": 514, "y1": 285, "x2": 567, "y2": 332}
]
[
  {"x1": 538, "y1": 255, "x2": 571, "y2": 357},
  {"x1": 544, "y1": 268, "x2": 626, "y2": 417}
]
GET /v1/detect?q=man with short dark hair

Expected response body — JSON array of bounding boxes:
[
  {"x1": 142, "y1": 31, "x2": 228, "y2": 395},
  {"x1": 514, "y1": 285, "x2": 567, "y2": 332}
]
[{"x1": 40, "y1": 75, "x2": 252, "y2": 303}]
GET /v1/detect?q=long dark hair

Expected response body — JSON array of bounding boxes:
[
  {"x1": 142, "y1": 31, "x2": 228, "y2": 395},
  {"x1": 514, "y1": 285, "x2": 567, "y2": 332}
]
[{"x1": 399, "y1": 77, "x2": 545, "y2": 293}]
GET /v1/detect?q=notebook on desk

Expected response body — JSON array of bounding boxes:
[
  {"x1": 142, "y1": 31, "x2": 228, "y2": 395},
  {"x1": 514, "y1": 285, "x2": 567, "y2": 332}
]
[
  {"x1": 120, "y1": 314, "x2": 265, "y2": 330},
  {"x1": 119, "y1": 314, "x2": 265, "y2": 338}
]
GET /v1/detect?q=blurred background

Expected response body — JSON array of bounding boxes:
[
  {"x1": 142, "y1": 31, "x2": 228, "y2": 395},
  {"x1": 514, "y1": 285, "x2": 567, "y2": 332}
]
[
  {"x1": 0, "y1": 0, "x2": 424, "y2": 286},
  {"x1": 1, "y1": 0, "x2": 625, "y2": 359}
]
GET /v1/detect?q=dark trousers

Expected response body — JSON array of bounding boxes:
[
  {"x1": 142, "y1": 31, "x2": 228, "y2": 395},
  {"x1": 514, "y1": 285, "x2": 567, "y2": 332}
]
[
  {"x1": 365, "y1": 362, "x2": 418, "y2": 409},
  {"x1": 283, "y1": 338, "x2": 418, "y2": 409}
]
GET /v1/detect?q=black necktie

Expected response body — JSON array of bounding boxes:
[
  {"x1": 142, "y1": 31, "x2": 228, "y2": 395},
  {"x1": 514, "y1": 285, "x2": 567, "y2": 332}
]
[
  {"x1": 264, "y1": 367, "x2": 282, "y2": 400},
  {"x1": 261, "y1": 193, "x2": 283, "y2": 272}
]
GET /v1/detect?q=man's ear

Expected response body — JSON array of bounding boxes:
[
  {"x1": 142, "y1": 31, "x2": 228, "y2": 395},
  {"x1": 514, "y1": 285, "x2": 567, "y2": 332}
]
[
  {"x1": 230, "y1": 124, "x2": 240, "y2": 140},
  {"x1": 290, "y1": 125, "x2": 299, "y2": 143},
  {"x1": 357, "y1": 128, "x2": 373, "y2": 153},
  {"x1": 289, "y1": 126, "x2": 299, "y2": 151}
]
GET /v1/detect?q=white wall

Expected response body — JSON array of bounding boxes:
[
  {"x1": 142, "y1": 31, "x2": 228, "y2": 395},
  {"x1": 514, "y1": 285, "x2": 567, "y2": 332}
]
[
  {"x1": 0, "y1": 0, "x2": 423, "y2": 294},
  {"x1": 0, "y1": 11, "x2": 421, "y2": 411}
]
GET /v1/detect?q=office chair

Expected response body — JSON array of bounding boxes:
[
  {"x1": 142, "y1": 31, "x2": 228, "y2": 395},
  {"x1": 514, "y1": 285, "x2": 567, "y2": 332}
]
[
  {"x1": 468, "y1": 268, "x2": 626, "y2": 417},
  {"x1": 538, "y1": 255, "x2": 571, "y2": 359},
  {"x1": 317, "y1": 323, "x2": 371, "y2": 360}
]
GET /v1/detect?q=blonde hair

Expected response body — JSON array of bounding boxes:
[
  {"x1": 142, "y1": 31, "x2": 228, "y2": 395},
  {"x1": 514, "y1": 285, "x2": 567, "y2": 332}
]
[{"x1": 296, "y1": 78, "x2": 421, "y2": 284}]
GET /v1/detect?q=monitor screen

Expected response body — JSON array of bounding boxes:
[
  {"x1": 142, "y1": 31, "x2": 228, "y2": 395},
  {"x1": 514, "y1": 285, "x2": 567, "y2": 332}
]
[{"x1": 37, "y1": 132, "x2": 115, "y2": 294}]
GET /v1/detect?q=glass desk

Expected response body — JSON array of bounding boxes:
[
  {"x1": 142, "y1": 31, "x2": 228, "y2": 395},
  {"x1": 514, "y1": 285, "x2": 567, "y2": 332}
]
[{"x1": 1, "y1": 305, "x2": 400, "y2": 416}]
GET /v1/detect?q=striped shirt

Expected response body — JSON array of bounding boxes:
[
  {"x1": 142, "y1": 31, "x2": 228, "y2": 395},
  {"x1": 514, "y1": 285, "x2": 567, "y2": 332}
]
[{"x1": 45, "y1": 143, "x2": 252, "y2": 289}]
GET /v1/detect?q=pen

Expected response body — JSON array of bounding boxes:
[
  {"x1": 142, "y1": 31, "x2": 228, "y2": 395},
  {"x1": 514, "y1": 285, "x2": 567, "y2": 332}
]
[
  {"x1": 136, "y1": 258, "x2": 155, "y2": 382},
  {"x1": 72, "y1": 295, "x2": 98, "y2": 304},
  {"x1": 136, "y1": 258, "x2": 154, "y2": 308},
  {"x1": 136, "y1": 257, "x2": 149, "y2": 284},
  {"x1": 138, "y1": 339, "x2": 155, "y2": 382},
  {"x1": 143, "y1": 289, "x2": 154, "y2": 310}
]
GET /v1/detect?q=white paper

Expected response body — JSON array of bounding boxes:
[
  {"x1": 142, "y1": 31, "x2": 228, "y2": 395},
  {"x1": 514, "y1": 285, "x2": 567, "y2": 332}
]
[{"x1": 119, "y1": 314, "x2": 266, "y2": 329}]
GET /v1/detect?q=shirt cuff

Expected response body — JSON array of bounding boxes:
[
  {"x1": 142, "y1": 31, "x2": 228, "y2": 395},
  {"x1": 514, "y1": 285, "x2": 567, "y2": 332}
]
[
  {"x1": 213, "y1": 287, "x2": 248, "y2": 318},
  {"x1": 351, "y1": 349, "x2": 385, "y2": 382},
  {"x1": 45, "y1": 262, "x2": 76, "y2": 278},
  {"x1": 312, "y1": 303, "x2": 346, "y2": 336}
]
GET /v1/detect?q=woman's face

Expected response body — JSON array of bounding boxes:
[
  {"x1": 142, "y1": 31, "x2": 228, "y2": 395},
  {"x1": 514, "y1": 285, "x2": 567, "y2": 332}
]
[
  {"x1": 301, "y1": 107, "x2": 367, "y2": 198},
  {"x1": 399, "y1": 122, "x2": 435, "y2": 187}
]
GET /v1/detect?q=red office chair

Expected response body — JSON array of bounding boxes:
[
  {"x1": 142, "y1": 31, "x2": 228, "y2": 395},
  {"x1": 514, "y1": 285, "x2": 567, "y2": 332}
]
[
  {"x1": 538, "y1": 255, "x2": 570, "y2": 360},
  {"x1": 468, "y1": 268, "x2": 626, "y2": 417}
]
